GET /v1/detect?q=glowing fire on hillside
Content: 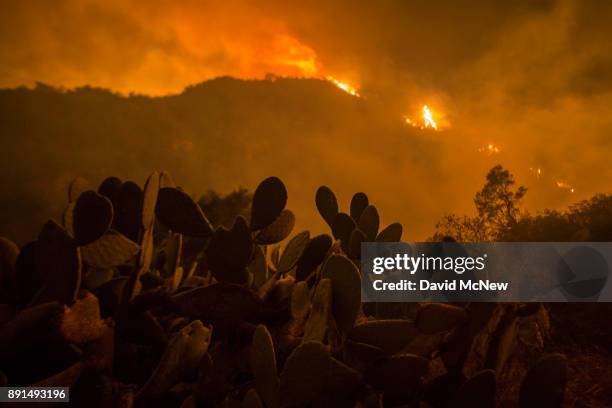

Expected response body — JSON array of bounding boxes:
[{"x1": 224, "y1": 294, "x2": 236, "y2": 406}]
[
  {"x1": 326, "y1": 76, "x2": 360, "y2": 97},
  {"x1": 529, "y1": 167, "x2": 542, "y2": 179},
  {"x1": 479, "y1": 143, "x2": 500, "y2": 155},
  {"x1": 422, "y1": 105, "x2": 437, "y2": 129},
  {"x1": 270, "y1": 34, "x2": 319, "y2": 77},
  {"x1": 556, "y1": 181, "x2": 575, "y2": 193},
  {"x1": 404, "y1": 105, "x2": 445, "y2": 130}
]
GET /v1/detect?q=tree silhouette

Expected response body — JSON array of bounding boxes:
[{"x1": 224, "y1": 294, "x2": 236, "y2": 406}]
[
  {"x1": 474, "y1": 164, "x2": 527, "y2": 235},
  {"x1": 434, "y1": 165, "x2": 527, "y2": 241}
]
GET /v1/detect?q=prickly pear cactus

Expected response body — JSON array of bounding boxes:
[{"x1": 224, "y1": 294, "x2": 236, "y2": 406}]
[
  {"x1": 72, "y1": 190, "x2": 113, "y2": 245},
  {"x1": 250, "y1": 325, "x2": 280, "y2": 408},
  {"x1": 250, "y1": 176, "x2": 287, "y2": 231},
  {"x1": 206, "y1": 216, "x2": 252, "y2": 284},
  {"x1": 255, "y1": 209, "x2": 295, "y2": 245},
  {"x1": 0, "y1": 173, "x2": 566, "y2": 407},
  {"x1": 316, "y1": 186, "x2": 338, "y2": 228}
]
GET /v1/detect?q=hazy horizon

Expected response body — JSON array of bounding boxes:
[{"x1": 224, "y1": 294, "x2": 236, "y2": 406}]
[{"x1": 2, "y1": 0, "x2": 612, "y2": 243}]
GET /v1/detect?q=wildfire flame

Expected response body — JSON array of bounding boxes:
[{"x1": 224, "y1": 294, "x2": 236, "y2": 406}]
[
  {"x1": 529, "y1": 167, "x2": 542, "y2": 179},
  {"x1": 326, "y1": 76, "x2": 360, "y2": 97},
  {"x1": 529, "y1": 168, "x2": 574, "y2": 193},
  {"x1": 422, "y1": 105, "x2": 437, "y2": 129},
  {"x1": 269, "y1": 34, "x2": 319, "y2": 77},
  {"x1": 478, "y1": 143, "x2": 500, "y2": 155},
  {"x1": 404, "y1": 105, "x2": 445, "y2": 130},
  {"x1": 403, "y1": 115, "x2": 422, "y2": 128},
  {"x1": 556, "y1": 181, "x2": 575, "y2": 193}
]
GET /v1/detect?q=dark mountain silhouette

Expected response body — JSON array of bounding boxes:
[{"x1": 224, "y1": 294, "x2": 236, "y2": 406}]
[{"x1": 0, "y1": 77, "x2": 442, "y2": 243}]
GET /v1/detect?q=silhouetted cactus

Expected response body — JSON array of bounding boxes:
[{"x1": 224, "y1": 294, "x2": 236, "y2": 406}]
[
  {"x1": 249, "y1": 244, "x2": 268, "y2": 289},
  {"x1": 68, "y1": 177, "x2": 90, "y2": 203},
  {"x1": 365, "y1": 354, "x2": 428, "y2": 404},
  {"x1": 279, "y1": 341, "x2": 331, "y2": 407},
  {"x1": 97, "y1": 176, "x2": 122, "y2": 203},
  {"x1": 519, "y1": 353, "x2": 567, "y2": 408},
  {"x1": 276, "y1": 230, "x2": 309, "y2": 273},
  {"x1": 156, "y1": 187, "x2": 213, "y2": 237},
  {"x1": 112, "y1": 181, "x2": 143, "y2": 242},
  {"x1": 357, "y1": 204, "x2": 380, "y2": 241},
  {"x1": 376, "y1": 222, "x2": 403, "y2": 242},
  {"x1": 349, "y1": 319, "x2": 419, "y2": 354},
  {"x1": 0, "y1": 172, "x2": 567, "y2": 407},
  {"x1": 243, "y1": 388, "x2": 264, "y2": 408},
  {"x1": 450, "y1": 369, "x2": 496, "y2": 408},
  {"x1": 0, "y1": 237, "x2": 19, "y2": 299},
  {"x1": 321, "y1": 255, "x2": 361, "y2": 334},
  {"x1": 250, "y1": 325, "x2": 280, "y2": 408},
  {"x1": 290, "y1": 281, "x2": 310, "y2": 320},
  {"x1": 172, "y1": 283, "x2": 260, "y2": 322},
  {"x1": 80, "y1": 230, "x2": 140, "y2": 269},
  {"x1": 415, "y1": 302, "x2": 468, "y2": 334},
  {"x1": 34, "y1": 220, "x2": 81, "y2": 305},
  {"x1": 350, "y1": 192, "x2": 369, "y2": 221},
  {"x1": 295, "y1": 233, "x2": 332, "y2": 282},
  {"x1": 206, "y1": 216, "x2": 252, "y2": 284},
  {"x1": 255, "y1": 209, "x2": 295, "y2": 245},
  {"x1": 141, "y1": 171, "x2": 160, "y2": 232},
  {"x1": 316, "y1": 186, "x2": 338, "y2": 228},
  {"x1": 348, "y1": 228, "x2": 366, "y2": 259},
  {"x1": 137, "y1": 320, "x2": 211, "y2": 399},
  {"x1": 303, "y1": 278, "x2": 332, "y2": 342},
  {"x1": 250, "y1": 176, "x2": 287, "y2": 231},
  {"x1": 72, "y1": 190, "x2": 113, "y2": 245},
  {"x1": 331, "y1": 212, "x2": 355, "y2": 245}
]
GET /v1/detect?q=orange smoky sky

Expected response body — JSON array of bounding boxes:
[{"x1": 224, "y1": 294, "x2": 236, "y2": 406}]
[
  {"x1": 1, "y1": 0, "x2": 612, "y2": 240},
  {"x1": 0, "y1": 0, "x2": 325, "y2": 94},
  {"x1": 2, "y1": 0, "x2": 612, "y2": 99}
]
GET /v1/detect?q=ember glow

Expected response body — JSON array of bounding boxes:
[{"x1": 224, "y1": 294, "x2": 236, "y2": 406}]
[
  {"x1": 479, "y1": 143, "x2": 500, "y2": 155},
  {"x1": 556, "y1": 181, "x2": 575, "y2": 193},
  {"x1": 529, "y1": 167, "x2": 543, "y2": 179},
  {"x1": 403, "y1": 115, "x2": 422, "y2": 129},
  {"x1": 326, "y1": 76, "x2": 360, "y2": 97}
]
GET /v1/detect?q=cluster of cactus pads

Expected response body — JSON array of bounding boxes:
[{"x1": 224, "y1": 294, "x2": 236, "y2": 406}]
[{"x1": 0, "y1": 173, "x2": 567, "y2": 407}]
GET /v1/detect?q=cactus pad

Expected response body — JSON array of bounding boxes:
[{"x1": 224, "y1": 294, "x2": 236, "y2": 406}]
[
  {"x1": 331, "y1": 212, "x2": 356, "y2": 243},
  {"x1": 316, "y1": 186, "x2": 338, "y2": 227},
  {"x1": 250, "y1": 325, "x2": 280, "y2": 408},
  {"x1": 156, "y1": 187, "x2": 213, "y2": 237},
  {"x1": 303, "y1": 278, "x2": 332, "y2": 342},
  {"x1": 255, "y1": 209, "x2": 295, "y2": 245},
  {"x1": 277, "y1": 230, "x2": 310, "y2": 273},
  {"x1": 321, "y1": 255, "x2": 361, "y2": 334},
  {"x1": 206, "y1": 216, "x2": 253, "y2": 284},
  {"x1": 138, "y1": 320, "x2": 211, "y2": 398},
  {"x1": 415, "y1": 303, "x2": 468, "y2": 334},
  {"x1": 450, "y1": 369, "x2": 496, "y2": 408},
  {"x1": 112, "y1": 181, "x2": 144, "y2": 242},
  {"x1": 279, "y1": 341, "x2": 331, "y2": 408},
  {"x1": 171, "y1": 283, "x2": 260, "y2": 322},
  {"x1": 376, "y1": 222, "x2": 403, "y2": 242},
  {"x1": 80, "y1": 230, "x2": 139, "y2": 269},
  {"x1": 73, "y1": 191, "x2": 113, "y2": 246},
  {"x1": 349, "y1": 319, "x2": 419, "y2": 354},
  {"x1": 295, "y1": 234, "x2": 332, "y2": 281},
  {"x1": 349, "y1": 192, "x2": 369, "y2": 222},
  {"x1": 35, "y1": 221, "x2": 81, "y2": 305},
  {"x1": 519, "y1": 353, "x2": 567, "y2": 408},
  {"x1": 250, "y1": 177, "x2": 287, "y2": 231},
  {"x1": 357, "y1": 205, "x2": 379, "y2": 241}
]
